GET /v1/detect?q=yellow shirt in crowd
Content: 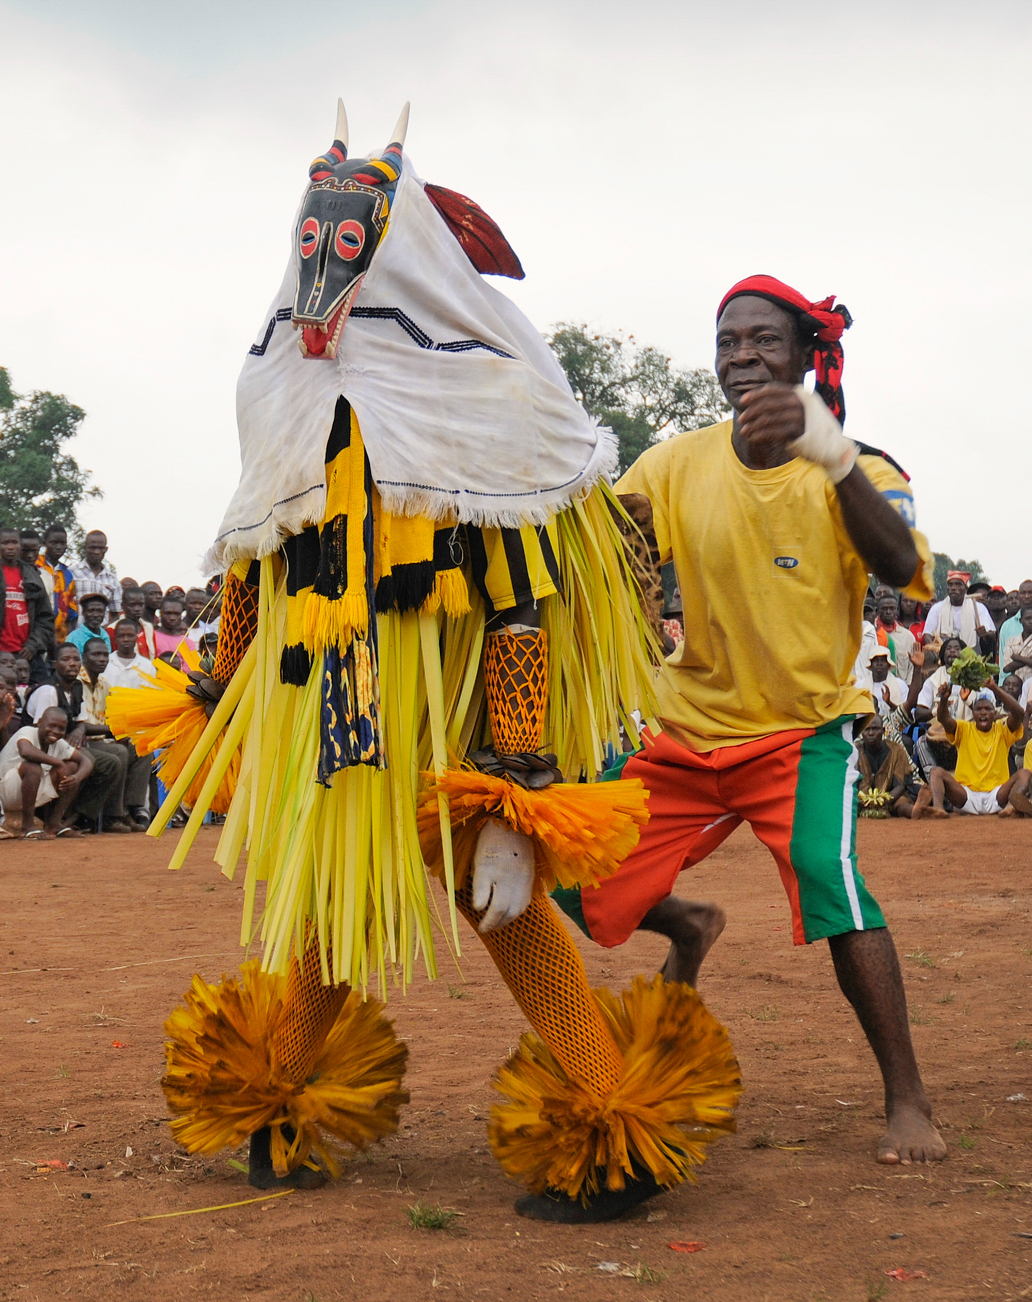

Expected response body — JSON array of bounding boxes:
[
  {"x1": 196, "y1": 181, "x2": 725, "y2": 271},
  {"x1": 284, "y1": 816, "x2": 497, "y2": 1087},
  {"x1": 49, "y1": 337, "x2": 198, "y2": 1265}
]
[
  {"x1": 616, "y1": 419, "x2": 933, "y2": 753},
  {"x1": 953, "y1": 718, "x2": 1022, "y2": 791}
]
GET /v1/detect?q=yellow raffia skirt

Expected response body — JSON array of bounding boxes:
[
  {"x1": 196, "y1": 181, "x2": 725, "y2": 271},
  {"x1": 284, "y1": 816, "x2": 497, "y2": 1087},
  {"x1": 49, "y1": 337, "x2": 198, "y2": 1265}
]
[{"x1": 110, "y1": 485, "x2": 659, "y2": 998}]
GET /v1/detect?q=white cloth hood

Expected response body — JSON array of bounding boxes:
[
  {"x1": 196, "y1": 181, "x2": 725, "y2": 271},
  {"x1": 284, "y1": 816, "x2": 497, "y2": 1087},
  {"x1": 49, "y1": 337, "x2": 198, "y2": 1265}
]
[{"x1": 206, "y1": 158, "x2": 615, "y2": 571}]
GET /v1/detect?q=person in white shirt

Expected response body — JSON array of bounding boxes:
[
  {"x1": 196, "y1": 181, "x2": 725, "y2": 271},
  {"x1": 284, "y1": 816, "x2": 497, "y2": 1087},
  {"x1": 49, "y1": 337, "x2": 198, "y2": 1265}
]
[
  {"x1": 915, "y1": 637, "x2": 980, "y2": 723},
  {"x1": 868, "y1": 648, "x2": 907, "y2": 714},
  {"x1": 0, "y1": 707, "x2": 94, "y2": 837},
  {"x1": 922, "y1": 571, "x2": 992, "y2": 649},
  {"x1": 104, "y1": 619, "x2": 158, "y2": 690}
]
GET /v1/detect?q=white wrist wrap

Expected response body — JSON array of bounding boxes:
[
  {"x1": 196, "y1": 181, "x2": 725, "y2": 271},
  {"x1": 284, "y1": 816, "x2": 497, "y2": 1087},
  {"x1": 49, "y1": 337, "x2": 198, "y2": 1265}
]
[{"x1": 790, "y1": 386, "x2": 859, "y2": 484}]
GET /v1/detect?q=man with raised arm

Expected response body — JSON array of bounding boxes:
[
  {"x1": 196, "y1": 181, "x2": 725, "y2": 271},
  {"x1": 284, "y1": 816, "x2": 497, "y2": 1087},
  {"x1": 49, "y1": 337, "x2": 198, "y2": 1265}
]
[{"x1": 556, "y1": 275, "x2": 945, "y2": 1166}]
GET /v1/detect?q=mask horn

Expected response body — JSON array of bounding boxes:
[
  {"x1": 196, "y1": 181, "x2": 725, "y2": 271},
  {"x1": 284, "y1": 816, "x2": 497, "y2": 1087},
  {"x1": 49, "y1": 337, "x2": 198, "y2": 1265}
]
[
  {"x1": 334, "y1": 98, "x2": 349, "y2": 158},
  {"x1": 385, "y1": 102, "x2": 410, "y2": 151},
  {"x1": 309, "y1": 98, "x2": 349, "y2": 179}
]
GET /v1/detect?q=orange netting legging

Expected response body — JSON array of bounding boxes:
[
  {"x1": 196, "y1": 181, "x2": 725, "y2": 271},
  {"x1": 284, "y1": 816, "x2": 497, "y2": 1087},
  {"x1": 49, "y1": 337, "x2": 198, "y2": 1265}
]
[
  {"x1": 276, "y1": 884, "x2": 622, "y2": 1101},
  {"x1": 211, "y1": 569, "x2": 261, "y2": 688},
  {"x1": 274, "y1": 939, "x2": 350, "y2": 1085},
  {"x1": 483, "y1": 628, "x2": 549, "y2": 754}
]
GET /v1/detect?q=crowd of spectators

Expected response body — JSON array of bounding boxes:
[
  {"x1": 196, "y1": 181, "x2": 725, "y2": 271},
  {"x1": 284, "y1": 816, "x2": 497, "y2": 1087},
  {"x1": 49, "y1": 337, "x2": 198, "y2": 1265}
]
[
  {"x1": 5, "y1": 525, "x2": 1031, "y2": 836},
  {"x1": 661, "y1": 568, "x2": 1032, "y2": 821},
  {"x1": 0, "y1": 525, "x2": 220, "y2": 839}
]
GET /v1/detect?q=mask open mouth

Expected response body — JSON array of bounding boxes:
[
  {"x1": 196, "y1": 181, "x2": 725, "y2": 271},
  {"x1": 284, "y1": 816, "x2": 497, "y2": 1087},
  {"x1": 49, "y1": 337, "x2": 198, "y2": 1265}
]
[{"x1": 295, "y1": 276, "x2": 364, "y2": 360}]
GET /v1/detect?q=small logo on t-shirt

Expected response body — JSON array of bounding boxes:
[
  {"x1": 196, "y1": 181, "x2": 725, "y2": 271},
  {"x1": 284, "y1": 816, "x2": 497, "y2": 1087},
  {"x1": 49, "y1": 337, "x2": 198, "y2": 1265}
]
[{"x1": 774, "y1": 556, "x2": 799, "y2": 570}]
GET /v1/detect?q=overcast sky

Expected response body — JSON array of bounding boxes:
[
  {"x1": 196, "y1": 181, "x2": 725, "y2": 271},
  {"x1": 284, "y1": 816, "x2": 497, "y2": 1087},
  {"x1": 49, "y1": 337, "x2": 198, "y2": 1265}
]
[{"x1": 1, "y1": 0, "x2": 1029, "y2": 587}]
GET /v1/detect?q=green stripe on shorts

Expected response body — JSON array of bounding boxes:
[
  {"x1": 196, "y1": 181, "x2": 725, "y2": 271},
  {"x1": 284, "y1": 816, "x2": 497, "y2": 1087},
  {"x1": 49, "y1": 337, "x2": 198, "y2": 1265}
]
[{"x1": 789, "y1": 717, "x2": 886, "y2": 941}]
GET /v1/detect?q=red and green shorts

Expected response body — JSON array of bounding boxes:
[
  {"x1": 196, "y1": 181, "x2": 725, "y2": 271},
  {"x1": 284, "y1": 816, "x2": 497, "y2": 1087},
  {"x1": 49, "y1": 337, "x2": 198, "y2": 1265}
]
[{"x1": 554, "y1": 718, "x2": 885, "y2": 948}]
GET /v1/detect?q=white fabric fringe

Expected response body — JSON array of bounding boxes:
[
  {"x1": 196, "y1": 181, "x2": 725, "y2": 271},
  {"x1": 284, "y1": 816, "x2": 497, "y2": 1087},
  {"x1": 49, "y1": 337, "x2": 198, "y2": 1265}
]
[{"x1": 205, "y1": 159, "x2": 615, "y2": 572}]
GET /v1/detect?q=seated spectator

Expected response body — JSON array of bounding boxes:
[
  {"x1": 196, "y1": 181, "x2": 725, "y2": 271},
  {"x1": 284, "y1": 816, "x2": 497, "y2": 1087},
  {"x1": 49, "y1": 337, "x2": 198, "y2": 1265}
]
[
  {"x1": 0, "y1": 526, "x2": 56, "y2": 687},
  {"x1": 105, "y1": 619, "x2": 158, "y2": 689},
  {"x1": 0, "y1": 705, "x2": 94, "y2": 838},
  {"x1": 67, "y1": 593, "x2": 112, "y2": 654},
  {"x1": 70, "y1": 530, "x2": 121, "y2": 615},
  {"x1": 25, "y1": 642, "x2": 126, "y2": 831},
  {"x1": 19, "y1": 529, "x2": 40, "y2": 566},
  {"x1": 914, "y1": 680, "x2": 1024, "y2": 817},
  {"x1": 914, "y1": 637, "x2": 979, "y2": 722},
  {"x1": 36, "y1": 524, "x2": 79, "y2": 641},
  {"x1": 117, "y1": 584, "x2": 156, "y2": 657},
  {"x1": 857, "y1": 713, "x2": 916, "y2": 818},
  {"x1": 154, "y1": 594, "x2": 188, "y2": 666},
  {"x1": 1001, "y1": 605, "x2": 1032, "y2": 682},
  {"x1": 12, "y1": 657, "x2": 30, "y2": 715},
  {"x1": 922, "y1": 571, "x2": 992, "y2": 648},
  {"x1": 78, "y1": 636, "x2": 151, "y2": 831},
  {"x1": 869, "y1": 647, "x2": 908, "y2": 713},
  {"x1": 0, "y1": 666, "x2": 19, "y2": 750},
  {"x1": 875, "y1": 594, "x2": 917, "y2": 683},
  {"x1": 141, "y1": 581, "x2": 163, "y2": 627}
]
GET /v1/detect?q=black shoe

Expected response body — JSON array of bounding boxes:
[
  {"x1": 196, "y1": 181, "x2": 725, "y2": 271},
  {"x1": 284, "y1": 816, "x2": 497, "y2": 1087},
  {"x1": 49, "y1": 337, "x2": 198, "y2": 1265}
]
[
  {"x1": 515, "y1": 1165, "x2": 663, "y2": 1223},
  {"x1": 247, "y1": 1126, "x2": 327, "y2": 1190},
  {"x1": 128, "y1": 806, "x2": 150, "y2": 829}
]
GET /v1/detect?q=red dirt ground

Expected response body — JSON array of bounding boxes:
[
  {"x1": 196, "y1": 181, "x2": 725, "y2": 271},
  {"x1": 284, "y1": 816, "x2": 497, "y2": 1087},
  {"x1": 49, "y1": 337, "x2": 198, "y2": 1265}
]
[{"x1": 1, "y1": 819, "x2": 1030, "y2": 1301}]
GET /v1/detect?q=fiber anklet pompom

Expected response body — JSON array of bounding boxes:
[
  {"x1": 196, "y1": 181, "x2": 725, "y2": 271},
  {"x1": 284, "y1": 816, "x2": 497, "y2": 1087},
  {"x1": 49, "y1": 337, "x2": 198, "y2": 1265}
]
[
  {"x1": 162, "y1": 961, "x2": 408, "y2": 1177},
  {"x1": 488, "y1": 974, "x2": 741, "y2": 1201}
]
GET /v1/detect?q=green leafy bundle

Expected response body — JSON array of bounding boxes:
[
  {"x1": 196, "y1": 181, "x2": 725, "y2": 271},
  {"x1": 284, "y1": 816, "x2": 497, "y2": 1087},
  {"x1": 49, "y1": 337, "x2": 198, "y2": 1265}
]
[{"x1": 947, "y1": 646, "x2": 998, "y2": 690}]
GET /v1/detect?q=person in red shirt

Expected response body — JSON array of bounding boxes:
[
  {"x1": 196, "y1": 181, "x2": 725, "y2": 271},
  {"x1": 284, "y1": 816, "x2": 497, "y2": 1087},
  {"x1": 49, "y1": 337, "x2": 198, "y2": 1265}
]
[{"x1": 0, "y1": 528, "x2": 55, "y2": 679}]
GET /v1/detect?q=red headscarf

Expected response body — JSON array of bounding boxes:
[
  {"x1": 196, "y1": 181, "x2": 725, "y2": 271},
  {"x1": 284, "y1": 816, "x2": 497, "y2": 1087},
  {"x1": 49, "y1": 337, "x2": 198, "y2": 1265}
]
[{"x1": 717, "y1": 275, "x2": 853, "y2": 424}]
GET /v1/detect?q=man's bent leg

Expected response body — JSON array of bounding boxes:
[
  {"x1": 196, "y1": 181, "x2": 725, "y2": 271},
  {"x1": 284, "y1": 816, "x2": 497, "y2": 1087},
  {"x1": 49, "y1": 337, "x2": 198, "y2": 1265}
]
[
  {"x1": 639, "y1": 896, "x2": 727, "y2": 987},
  {"x1": 829, "y1": 928, "x2": 945, "y2": 1164}
]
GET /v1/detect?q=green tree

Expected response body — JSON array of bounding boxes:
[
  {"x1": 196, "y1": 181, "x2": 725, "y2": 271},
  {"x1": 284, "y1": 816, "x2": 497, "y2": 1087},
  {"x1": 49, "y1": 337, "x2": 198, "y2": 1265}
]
[
  {"x1": 547, "y1": 324, "x2": 729, "y2": 476},
  {"x1": 931, "y1": 553, "x2": 987, "y2": 601},
  {"x1": 0, "y1": 367, "x2": 101, "y2": 545}
]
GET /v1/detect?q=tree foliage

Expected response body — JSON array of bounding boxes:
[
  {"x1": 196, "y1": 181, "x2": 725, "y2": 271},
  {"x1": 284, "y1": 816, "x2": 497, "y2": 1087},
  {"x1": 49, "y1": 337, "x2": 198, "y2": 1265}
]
[
  {"x1": 547, "y1": 324, "x2": 730, "y2": 476},
  {"x1": 932, "y1": 552, "x2": 987, "y2": 601},
  {"x1": 0, "y1": 367, "x2": 101, "y2": 546}
]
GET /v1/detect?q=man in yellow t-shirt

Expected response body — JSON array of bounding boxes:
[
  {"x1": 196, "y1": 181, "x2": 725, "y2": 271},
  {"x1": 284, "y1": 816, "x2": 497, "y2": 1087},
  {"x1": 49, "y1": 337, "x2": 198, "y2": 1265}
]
[
  {"x1": 553, "y1": 275, "x2": 944, "y2": 1166},
  {"x1": 914, "y1": 681, "x2": 1024, "y2": 816}
]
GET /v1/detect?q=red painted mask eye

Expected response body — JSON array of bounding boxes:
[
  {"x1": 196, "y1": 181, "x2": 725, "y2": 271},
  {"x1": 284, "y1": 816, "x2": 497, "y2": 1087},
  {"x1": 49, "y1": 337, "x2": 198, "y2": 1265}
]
[
  {"x1": 299, "y1": 217, "x2": 320, "y2": 259},
  {"x1": 335, "y1": 220, "x2": 365, "y2": 261}
]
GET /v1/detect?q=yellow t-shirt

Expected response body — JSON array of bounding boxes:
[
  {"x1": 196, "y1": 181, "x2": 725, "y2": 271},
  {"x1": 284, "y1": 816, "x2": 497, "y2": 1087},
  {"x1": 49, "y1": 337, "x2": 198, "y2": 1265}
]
[
  {"x1": 953, "y1": 718, "x2": 1022, "y2": 791},
  {"x1": 616, "y1": 419, "x2": 933, "y2": 752}
]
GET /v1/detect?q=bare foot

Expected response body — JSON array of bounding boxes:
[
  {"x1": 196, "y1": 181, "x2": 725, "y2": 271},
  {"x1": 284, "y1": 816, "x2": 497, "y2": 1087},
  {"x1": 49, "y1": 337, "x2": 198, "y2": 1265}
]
[
  {"x1": 910, "y1": 788, "x2": 932, "y2": 820},
  {"x1": 877, "y1": 1101, "x2": 946, "y2": 1165},
  {"x1": 649, "y1": 899, "x2": 727, "y2": 987},
  {"x1": 928, "y1": 807, "x2": 950, "y2": 819},
  {"x1": 998, "y1": 805, "x2": 1017, "y2": 818}
]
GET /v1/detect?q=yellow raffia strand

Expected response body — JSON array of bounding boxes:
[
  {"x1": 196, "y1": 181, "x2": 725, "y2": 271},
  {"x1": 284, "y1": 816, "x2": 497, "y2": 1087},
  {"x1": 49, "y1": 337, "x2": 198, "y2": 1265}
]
[
  {"x1": 489, "y1": 974, "x2": 741, "y2": 1201},
  {"x1": 545, "y1": 484, "x2": 660, "y2": 778},
  {"x1": 418, "y1": 768, "x2": 650, "y2": 894},
  {"x1": 162, "y1": 961, "x2": 408, "y2": 1177},
  {"x1": 105, "y1": 1190, "x2": 293, "y2": 1227}
]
